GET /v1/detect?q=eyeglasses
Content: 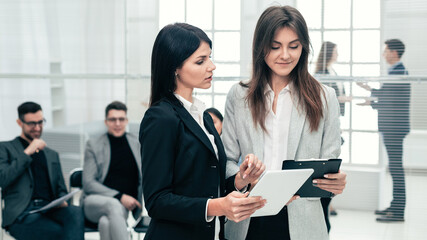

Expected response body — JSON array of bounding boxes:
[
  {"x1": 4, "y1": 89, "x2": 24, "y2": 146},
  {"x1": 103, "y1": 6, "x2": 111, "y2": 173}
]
[
  {"x1": 21, "y1": 118, "x2": 46, "y2": 128},
  {"x1": 106, "y1": 117, "x2": 127, "y2": 123}
]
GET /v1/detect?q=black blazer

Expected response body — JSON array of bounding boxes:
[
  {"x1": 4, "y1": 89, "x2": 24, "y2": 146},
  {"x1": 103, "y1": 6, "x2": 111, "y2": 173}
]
[
  {"x1": 371, "y1": 62, "x2": 410, "y2": 134},
  {"x1": 139, "y1": 98, "x2": 235, "y2": 240},
  {"x1": 0, "y1": 137, "x2": 68, "y2": 228}
]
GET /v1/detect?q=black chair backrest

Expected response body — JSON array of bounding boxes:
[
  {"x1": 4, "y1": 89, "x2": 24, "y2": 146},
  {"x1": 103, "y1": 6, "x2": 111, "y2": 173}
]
[
  {"x1": 70, "y1": 169, "x2": 83, "y2": 188},
  {"x1": 134, "y1": 216, "x2": 151, "y2": 233}
]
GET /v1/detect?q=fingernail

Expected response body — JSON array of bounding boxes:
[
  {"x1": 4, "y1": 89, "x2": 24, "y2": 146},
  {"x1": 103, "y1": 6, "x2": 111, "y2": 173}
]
[
  {"x1": 312, "y1": 180, "x2": 317, "y2": 183},
  {"x1": 248, "y1": 163, "x2": 252, "y2": 168},
  {"x1": 296, "y1": 196, "x2": 300, "y2": 199},
  {"x1": 243, "y1": 174, "x2": 247, "y2": 179},
  {"x1": 324, "y1": 174, "x2": 328, "y2": 178}
]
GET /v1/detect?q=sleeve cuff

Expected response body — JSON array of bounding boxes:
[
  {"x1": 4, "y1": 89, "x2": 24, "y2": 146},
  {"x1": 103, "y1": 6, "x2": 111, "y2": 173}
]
[
  {"x1": 234, "y1": 181, "x2": 251, "y2": 193},
  {"x1": 205, "y1": 199, "x2": 214, "y2": 222},
  {"x1": 114, "y1": 192, "x2": 123, "y2": 201}
]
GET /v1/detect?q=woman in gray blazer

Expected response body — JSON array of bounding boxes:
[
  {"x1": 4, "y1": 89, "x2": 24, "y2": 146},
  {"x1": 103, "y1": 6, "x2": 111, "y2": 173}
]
[{"x1": 222, "y1": 6, "x2": 347, "y2": 240}]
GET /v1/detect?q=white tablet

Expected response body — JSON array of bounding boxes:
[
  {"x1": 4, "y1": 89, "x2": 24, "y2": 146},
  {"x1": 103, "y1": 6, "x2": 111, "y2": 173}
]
[{"x1": 249, "y1": 169, "x2": 314, "y2": 217}]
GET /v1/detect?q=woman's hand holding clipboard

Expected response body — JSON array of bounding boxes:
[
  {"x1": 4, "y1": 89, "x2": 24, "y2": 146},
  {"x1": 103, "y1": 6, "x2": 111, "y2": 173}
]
[{"x1": 282, "y1": 159, "x2": 346, "y2": 197}]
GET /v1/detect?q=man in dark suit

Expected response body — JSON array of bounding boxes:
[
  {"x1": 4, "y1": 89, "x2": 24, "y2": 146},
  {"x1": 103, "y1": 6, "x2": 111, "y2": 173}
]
[
  {"x1": 358, "y1": 39, "x2": 410, "y2": 222},
  {"x1": 0, "y1": 102, "x2": 84, "y2": 239}
]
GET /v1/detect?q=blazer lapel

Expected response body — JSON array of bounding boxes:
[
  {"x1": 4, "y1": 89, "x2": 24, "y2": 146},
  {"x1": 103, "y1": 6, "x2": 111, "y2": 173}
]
[
  {"x1": 11, "y1": 137, "x2": 34, "y2": 180},
  {"x1": 203, "y1": 112, "x2": 224, "y2": 161},
  {"x1": 250, "y1": 124, "x2": 264, "y2": 161},
  {"x1": 101, "y1": 134, "x2": 111, "y2": 180},
  {"x1": 287, "y1": 102, "x2": 306, "y2": 160},
  {"x1": 174, "y1": 104, "x2": 216, "y2": 157},
  {"x1": 203, "y1": 112, "x2": 225, "y2": 178}
]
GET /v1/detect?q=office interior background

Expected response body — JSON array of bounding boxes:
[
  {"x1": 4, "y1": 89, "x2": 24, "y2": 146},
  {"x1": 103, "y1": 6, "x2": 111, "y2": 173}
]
[{"x1": 1, "y1": 0, "x2": 426, "y2": 239}]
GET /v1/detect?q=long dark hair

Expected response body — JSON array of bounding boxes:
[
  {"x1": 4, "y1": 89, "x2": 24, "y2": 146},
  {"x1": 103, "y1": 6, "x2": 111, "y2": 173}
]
[
  {"x1": 315, "y1": 41, "x2": 337, "y2": 74},
  {"x1": 243, "y1": 5, "x2": 325, "y2": 132},
  {"x1": 150, "y1": 23, "x2": 212, "y2": 107}
]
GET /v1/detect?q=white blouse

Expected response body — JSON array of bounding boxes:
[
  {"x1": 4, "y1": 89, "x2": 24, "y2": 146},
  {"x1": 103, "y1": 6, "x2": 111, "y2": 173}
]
[{"x1": 263, "y1": 83, "x2": 293, "y2": 170}]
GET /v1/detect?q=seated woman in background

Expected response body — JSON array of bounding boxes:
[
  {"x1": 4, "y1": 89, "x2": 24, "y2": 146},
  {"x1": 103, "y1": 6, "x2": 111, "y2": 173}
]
[
  {"x1": 205, "y1": 107, "x2": 223, "y2": 135},
  {"x1": 139, "y1": 23, "x2": 266, "y2": 240}
]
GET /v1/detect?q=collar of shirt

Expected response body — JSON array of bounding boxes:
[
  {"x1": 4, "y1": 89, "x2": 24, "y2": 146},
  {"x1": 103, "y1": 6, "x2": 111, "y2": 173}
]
[
  {"x1": 264, "y1": 82, "x2": 292, "y2": 96},
  {"x1": 174, "y1": 93, "x2": 206, "y2": 123},
  {"x1": 264, "y1": 82, "x2": 292, "y2": 109},
  {"x1": 388, "y1": 61, "x2": 402, "y2": 72}
]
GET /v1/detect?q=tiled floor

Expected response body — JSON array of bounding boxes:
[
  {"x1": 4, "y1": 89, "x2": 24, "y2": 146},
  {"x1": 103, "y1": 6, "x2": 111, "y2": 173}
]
[
  {"x1": 3, "y1": 173, "x2": 426, "y2": 240},
  {"x1": 330, "y1": 174, "x2": 427, "y2": 240}
]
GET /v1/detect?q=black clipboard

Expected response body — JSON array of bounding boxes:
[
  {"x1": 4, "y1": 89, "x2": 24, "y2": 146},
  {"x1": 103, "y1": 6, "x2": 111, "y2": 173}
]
[{"x1": 282, "y1": 159, "x2": 342, "y2": 198}]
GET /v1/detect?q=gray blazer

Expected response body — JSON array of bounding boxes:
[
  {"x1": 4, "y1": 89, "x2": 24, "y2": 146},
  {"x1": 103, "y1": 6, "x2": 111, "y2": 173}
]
[
  {"x1": 81, "y1": 133, "x2": 143, "y2": 218},
  {"x1": 222, "y1": 83, "x2": 341, "y2": 240}
]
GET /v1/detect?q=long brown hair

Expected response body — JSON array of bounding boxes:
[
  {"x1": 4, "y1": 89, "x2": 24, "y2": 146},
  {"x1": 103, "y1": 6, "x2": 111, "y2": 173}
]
[
  {"x1": 315, "y1": 41, "x2": 336, "y2": 74},
  {"x1": 243, "y1": 5, "x2": 325, "y2": 132}
]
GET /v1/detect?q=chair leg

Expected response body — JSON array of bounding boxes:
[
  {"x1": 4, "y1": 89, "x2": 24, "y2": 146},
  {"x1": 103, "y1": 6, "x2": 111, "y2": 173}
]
[{"x1": 127, "y1": 226, "x2": 132, "y2": 240}]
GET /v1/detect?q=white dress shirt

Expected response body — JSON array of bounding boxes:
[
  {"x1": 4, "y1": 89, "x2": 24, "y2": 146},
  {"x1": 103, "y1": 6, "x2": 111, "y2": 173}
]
[
  {"x1": 174, "y1": 93, "x2": 220, "y2": 240},
  {"x1": 263, "y1": 83, "x2": 293, "y2": 171}
]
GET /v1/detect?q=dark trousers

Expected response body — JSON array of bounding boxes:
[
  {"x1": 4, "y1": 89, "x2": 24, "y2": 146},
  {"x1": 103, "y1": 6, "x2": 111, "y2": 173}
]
[
  {"x1": 382, "y1": 132, "x2": 407, "y2": 216},
  {"x1": 8, "y1": 202, "x2": 84, "y2": 240},
  {"x1": 320, "y1": 197, "x2": 331, "y2": 232},
  {"x1": 246, "y1": 206, "x2": 290, "y2": 240}
]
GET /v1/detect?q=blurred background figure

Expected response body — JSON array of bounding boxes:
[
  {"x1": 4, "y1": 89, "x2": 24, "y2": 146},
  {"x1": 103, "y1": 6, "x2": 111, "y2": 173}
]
[
  {"x1": 315, "y1": 41, "x2": 350, "y2": 232},
  {"x1": 357, "y1": 39, "x2": 410, "y2": 222},
  {"x1": 315, "y1": 41, "x2": 352, "y2": 116},
  {"x1": 205, "y1": 107, "x2": 223, "y2": 135}
]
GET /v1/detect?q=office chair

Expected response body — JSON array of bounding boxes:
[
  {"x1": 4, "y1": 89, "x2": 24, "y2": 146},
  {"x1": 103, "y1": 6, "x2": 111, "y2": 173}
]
[
  {"x1": 70, "y1": 168, "x2": 140, "y2": 239},
  {"x1": 69, "y1": 168, "x2": 99, "y2": 232},
  {"x1": 133, "y1": 215, "x2": 150, "y2": 240}
]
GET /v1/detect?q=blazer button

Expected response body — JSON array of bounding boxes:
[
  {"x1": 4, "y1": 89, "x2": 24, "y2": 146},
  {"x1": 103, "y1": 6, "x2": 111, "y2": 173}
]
[
  {"x1": 210, "y1": 165, "x2": 217, "y2": 168},
  {"x1": 209, "y1": 195, "x2": 214, "y2": 198}
]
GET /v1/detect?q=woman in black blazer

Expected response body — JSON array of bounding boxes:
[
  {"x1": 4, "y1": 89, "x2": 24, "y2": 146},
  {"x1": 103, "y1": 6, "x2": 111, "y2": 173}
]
[{"x1": 139, "y1": 23, "x2": 266, "y2": 240}]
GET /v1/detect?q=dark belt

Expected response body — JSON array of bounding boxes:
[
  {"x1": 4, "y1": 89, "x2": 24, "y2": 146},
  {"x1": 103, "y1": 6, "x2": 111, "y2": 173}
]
[{"x1": 31, "y1": 199, "x2": 49, "y2": 207}]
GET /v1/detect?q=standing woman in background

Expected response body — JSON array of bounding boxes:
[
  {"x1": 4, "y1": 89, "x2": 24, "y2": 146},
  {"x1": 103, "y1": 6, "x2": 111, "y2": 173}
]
[
  {"x1": 315, "y1": 41, "x2": 352, "y2": 231},
  {"x1": 315, "y1": 41, "x2": 351, "y2": 117},
  {"x1": 222, "y1": 6, "x2": 347, "y2": 240},
  {"x1": 139, "y1": 23, "x2": 266, "y2": 240}
]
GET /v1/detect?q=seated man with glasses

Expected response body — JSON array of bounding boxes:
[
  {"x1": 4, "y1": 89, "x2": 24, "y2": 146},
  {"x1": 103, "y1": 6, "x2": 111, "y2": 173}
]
[
  {"x1": 0, "y1": 101, "x2": 84, "y2": 240},
  {"x1": 81, "y1": 101, "x2": 142, "y2": 240}
]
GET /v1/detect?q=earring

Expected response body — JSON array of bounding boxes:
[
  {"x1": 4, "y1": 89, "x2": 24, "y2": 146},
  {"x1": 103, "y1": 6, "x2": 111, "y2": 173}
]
[{"x1": 175, "y1": 72, "x2": 178, "y2": 78}]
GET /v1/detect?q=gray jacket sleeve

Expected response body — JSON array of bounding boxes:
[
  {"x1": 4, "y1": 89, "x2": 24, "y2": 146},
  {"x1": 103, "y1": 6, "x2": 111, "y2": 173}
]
[
  {"x1": 222, "y1": 84, "x2": 242, "y2": 178},
  {"x1": 82, "y1": 139, "x2": 119, "y2": 197}
]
